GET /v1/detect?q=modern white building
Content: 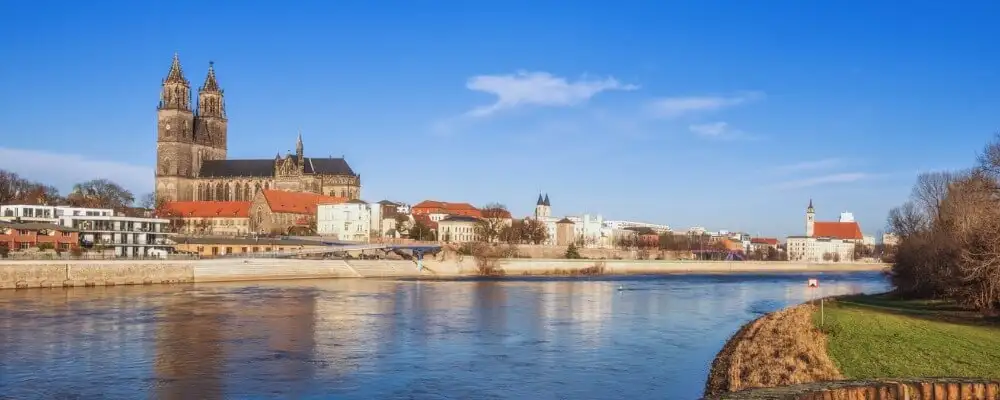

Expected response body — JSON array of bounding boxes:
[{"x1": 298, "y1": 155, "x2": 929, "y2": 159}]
[
  {"x1": 0, "y1": 204, "x2": 170, "y2": 257},
  {"x1": 316, "y1": 199, "x2": 373, "y2": 242},
  {"x1": 604, "y1": 220, "x2": 671, "y2": 234}
]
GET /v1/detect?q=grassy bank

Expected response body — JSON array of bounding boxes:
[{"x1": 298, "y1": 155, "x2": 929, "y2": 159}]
[
  {"x1": 818, "y1": 294, "x2": 1000, "y2": 379},
  {"x1": 703, "y1": 304, "x2": 841, "y2": 397}
]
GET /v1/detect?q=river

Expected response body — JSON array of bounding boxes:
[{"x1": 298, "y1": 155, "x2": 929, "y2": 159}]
[{"x1": 0, "y1": 272, "x2": 889, "y2": 399}]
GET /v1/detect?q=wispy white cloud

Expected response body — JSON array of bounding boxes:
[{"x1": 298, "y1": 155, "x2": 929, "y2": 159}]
[
  {"x1": 770, "y1": 158, "x2": 844, "y2": 174},
  {"x1": 464, "y1": 71, "x2": 638, "y2": 117},
  {"x1": 773, "y1": 172, "x2": 872, "y2": 189},
  {"x1": 689, "y1": 121, "x2": 731, "y2": 137},
  {"x1": 646, "y1": 91, "x2": 765, "y2": 119},
  {"x1": 0, "y1": 147, "x2": 152, "y2": 195}
]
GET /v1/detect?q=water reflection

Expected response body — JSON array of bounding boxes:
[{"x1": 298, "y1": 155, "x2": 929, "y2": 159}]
[{"x1": 0, "y1": 272, "x2": 888, "y2": 399}]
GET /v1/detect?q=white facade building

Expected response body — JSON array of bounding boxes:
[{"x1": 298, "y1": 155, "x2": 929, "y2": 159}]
[
  {"x1": 786, "y1": 236, "x2": 855, "y2": 262},
  {"x1": 438, "y1": 215, "x2": 479, "y2": 243},
  {"x1": 0, "y1": 205, "x2": 170, "y2": 257},
  {"x1": 316, "y1": 200, "x2": 373, "y2": 242},
  {"x1": 604, "y1": 220, "x2": 671, "y2": 234},
  {"x1": 526, "y1": 194, "x2": 612, "y2": 247}
]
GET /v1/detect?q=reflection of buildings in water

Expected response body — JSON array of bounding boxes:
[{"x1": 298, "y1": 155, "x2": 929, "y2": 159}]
[
  {"x1": 536, "y1": 281, "x2": 612, "y2": 349},
  {"x1": 472, "y1": 281, "x2": 508, "y2": 336},
  {"x1": 312, "y1": 282, "x2": 398, "y2": 377},
  {"x1": 154, "y1": 295, "x2": 226, "y2": 400}
]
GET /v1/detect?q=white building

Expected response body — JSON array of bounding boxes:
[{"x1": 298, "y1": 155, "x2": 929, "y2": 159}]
[
  {"x1": 786, "y1": 200, "x2": 862, "y2": 262},
  {"x1": 786, "y1": 236, "x2": 855, "y2": 262},
  {"x1": 316, "y1": 199, "x2": 373, "y2": 242},
  {"x1": 0, "y1": 204, "x2": 170, "y2": 257},
  {"x1": 438, "y1": 215, "x2": 479, "y2": 243},
  {"x1": 604, "y1": 220, "x2": 671, "y2": 234},
  {"x1": 526, "y1": 194, "x2": 610, "y2": 247}
]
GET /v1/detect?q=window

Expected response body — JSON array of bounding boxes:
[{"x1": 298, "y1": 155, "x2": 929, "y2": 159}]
[
  {"x1": 60, "y1": 243, "x2": 71, "y2": 250},
  {"x1": 211, "y1": 247, "x2": 219, "y2": 255},
  {"x1": 19, "y1": 242, "x2": 31, "y2": 249},
  {"x1": 265, "y1": 247, "x2": 271, "y2": 252},
  {"x1": 252, "y1": 246, "x2": 259, "y2": 253},
  {"x1": 240, "y1": 247, "x2": 247, "y2": 253},
  {"x1": 225, "y1": 247, "x2": 233, "y2": 254},
  {"x1": 197, "y1": 246, "x2": 204, "y2": 252}
]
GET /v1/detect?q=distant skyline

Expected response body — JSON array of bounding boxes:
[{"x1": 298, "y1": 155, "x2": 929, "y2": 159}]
[{"x1": 1, "y1": 0, "x2": 998, "y2": 237}]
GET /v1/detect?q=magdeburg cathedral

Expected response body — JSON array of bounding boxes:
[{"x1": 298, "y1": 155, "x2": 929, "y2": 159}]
[{"x1": 154, "y1": 53, "x2": 361, "y2": 202}]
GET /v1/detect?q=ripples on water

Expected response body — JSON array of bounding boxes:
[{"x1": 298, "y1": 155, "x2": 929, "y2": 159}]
[{"x1": 0, "y1": 272, "x2": 889, "y2": 399}]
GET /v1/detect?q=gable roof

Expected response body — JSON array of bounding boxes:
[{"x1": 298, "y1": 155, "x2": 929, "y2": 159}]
[
  {"x1": 198, "y1": 157, "x2": 357, "y2": 178},
  {"x1": 261, "y1": 190, "x2": 346, "y2": 215},
  {"x1": 200, "y1": 159, "x2": 275, "y2": 178},
  {"x1": 751, "y1": 237, "x2": 779, "y2": 245},
  {"x1": 412, "y1": 200, "x2": 481, "y2": 217},
  {"x1": 813, "y1": 221, "x2": 863, "y2": 240},
  {"x1": 163, "y1": 201, "x2": 251, "y2": 218}
]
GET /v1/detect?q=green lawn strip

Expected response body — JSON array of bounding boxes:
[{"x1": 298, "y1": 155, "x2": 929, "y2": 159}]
[{"x1": 815, "y1": 299, "x2": 1000, "y2": 379}]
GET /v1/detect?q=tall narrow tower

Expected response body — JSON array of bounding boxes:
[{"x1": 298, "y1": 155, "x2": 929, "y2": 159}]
[
  {"x1": 295, "y1": 131, "x2": 305, "y2": 170},
  {"x1": 534, "y1": 193, "x2": 552, "y2": 218},
  {"x1": 805, "y1": 199, "x2": 816, "y2": 237},
  {"x1": 194, "y1": 61, "x2": 228, "y2": 159},
  {"x1": 156, "y1": 53, "x2": 196, "y2": 201}
]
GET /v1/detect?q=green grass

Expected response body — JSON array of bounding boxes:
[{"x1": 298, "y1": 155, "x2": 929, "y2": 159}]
[{"x1": 816, "y1": 294, "x2": 1000, "y2": 379}]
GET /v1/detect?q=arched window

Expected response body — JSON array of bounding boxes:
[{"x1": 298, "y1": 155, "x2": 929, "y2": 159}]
[
  {"x1": 264, "y1": 182, "x2": 270, "y2": 191},
  {"x1": 244, "y1": 183, "x2": 251, "y2": 200},
  {"x1": 234, "y1": 183, "x2": 243, "y2": 201},
  {"x1": 215, "y1": 182, "x2": 224, "y2": 201},
  {"x1": 340, "y1": 189, "x2": 346, "y2": 198},
  {"x1": 255, "y1": 182, "x2": 262, "y2": 196},
  {"x1": 223, "y1": 183, "x2": 232, "y2": 201}
]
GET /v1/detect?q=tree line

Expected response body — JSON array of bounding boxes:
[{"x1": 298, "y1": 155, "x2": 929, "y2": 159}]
[
  {"x1": 888, "y1": 134, "x2": 1000, "y2": 313},
  {"x1": 0, "y1": 169, "x2": 144, "y2": 211}
]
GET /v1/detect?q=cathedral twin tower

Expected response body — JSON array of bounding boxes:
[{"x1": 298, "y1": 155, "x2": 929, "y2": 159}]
[{"x1": 155, "y1": 53, "x2": 362, "y2": 203}]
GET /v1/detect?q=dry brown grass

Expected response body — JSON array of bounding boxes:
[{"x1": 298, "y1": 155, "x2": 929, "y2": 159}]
[{"x1": 704, "y1": 304, "x2": 842, "y2": 398}]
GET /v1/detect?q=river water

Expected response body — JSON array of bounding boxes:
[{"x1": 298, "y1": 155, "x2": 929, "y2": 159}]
[{"x1": 0, "y1": 272, "x2": 888, "y2": 399}]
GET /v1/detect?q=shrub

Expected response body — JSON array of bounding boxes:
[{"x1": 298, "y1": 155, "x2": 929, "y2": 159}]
[
  {"x1": 70, "y1": 247, "x2": 84, "y2": 258},
  {"x1": 0, "y1": 243, "x2": 8, "y2": 258},
  {"x1": 564, "y1": 243, "x2": 582, "y2": 259},
  {"x1": 37, "y1": 242, "x2": 54, "y2": 251}
]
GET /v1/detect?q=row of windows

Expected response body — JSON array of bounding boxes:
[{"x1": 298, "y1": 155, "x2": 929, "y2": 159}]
[{"x1": 196, "y1": 245, "x2": 299, "y2": 255}]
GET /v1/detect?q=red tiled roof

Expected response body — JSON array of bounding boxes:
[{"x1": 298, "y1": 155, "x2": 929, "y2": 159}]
[
  {"x1": 262, "y1": 190, "x2": 346, "y2": 215},
  {"x1": 413, "y1": 213, "x2": 438, "y2": 230},
  {"x1": 414, "y1": 200, "x2": 478, "y2": 211},
  {"x1": 163, "y1": 201, "x2": 251, "y2": 218},
  {"x1": 751, "y1": 238, "x2": 779, "y2": 245},
  {"x1": 813, "y1": 222, "x2": 863, "y2": 240}
]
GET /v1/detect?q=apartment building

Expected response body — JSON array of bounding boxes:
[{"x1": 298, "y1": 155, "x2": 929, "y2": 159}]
[{"x1": 0, "y1": 205, "x2": 170, "y2": 258}]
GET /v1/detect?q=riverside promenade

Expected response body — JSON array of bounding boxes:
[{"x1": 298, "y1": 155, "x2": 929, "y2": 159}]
[{"x1": 0, "y1": 258, "x2": 888, "y2": 289}]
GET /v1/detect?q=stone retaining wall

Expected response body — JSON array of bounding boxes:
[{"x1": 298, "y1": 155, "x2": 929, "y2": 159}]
[
  {"x1": 707, "y1": 378, "x2": 1000, "y2": 399},
  {"x1": 0, "y1": 259, "x2": 888, "y2": 289}
]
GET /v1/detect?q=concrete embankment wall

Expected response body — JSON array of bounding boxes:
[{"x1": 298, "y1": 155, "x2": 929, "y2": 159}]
[{"x1": 0, "y1": 259, "x2": 887, "y2": 289}]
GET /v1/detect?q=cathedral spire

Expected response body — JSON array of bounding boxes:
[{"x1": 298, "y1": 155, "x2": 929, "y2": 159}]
[
  {"x1": 295, "y1": 131, "x2": 305, "y2": 167},
  {"x1": 159, "y1": 53, "x2": 191, "y2": 111},
  {"x1": 200, "y1": 61, "x2": 221, "y2": 93},
  {"x1": 164, "y1": 52, "x2": 186, "y2": 83}
]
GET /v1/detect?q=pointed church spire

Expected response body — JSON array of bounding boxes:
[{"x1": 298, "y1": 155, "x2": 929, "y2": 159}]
[
  {"x1": 543, "y1": 194, "x2": 550, "y2": 206},
  {"x1": 536, "y1": 193, "x2": 544, "y2": 206},
  {"x1": 200, "y1": 61, "x2": 221, "y2": 93},
  {"x1": 807, "y1": 199, "x2": 815, "y2": 213},
  {"x1": 164, "y1": 52, "x2": 186, "y2": 83}
]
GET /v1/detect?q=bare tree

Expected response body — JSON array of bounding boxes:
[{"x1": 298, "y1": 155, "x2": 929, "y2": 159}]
[
  {"x1": 911, "y1": 171, "x2": 961, "y2": 220},
  {"x1": 475, "y1": 203, "x2": 510, "y2": 243},
  {"x1": 138, "y1": 192, "x2": 156, "y2": 209},
  {"x1": 521, "y1": 218, "x2": 549, "y2": 244},
  {"x1": 67, "y1": 179, "x2": 134, "y2": 210}
]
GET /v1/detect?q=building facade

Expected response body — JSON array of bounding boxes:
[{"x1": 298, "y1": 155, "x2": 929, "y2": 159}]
[
  {"x1": 161, "y1": 201, "x2": 251, "y2": 236},
  {"x1": 0, "y1": 204, "x2": 169, "y2": 257},
  {"x1": 438, "y1": 215, "x2": 479, "y2": 243},
  {"x1": 249, "y1": 190, "x2": 345, "y2": 235},
  {"x1": 787, "y1": 200, "x2": 863, "y2": 262},
  {"x1": 316, "y1": 200, "x2": 373, "y2": 242},
  {"x1": 154, "y1": 54, "x2": 361, "y2": 203},
  {"x1": 0, "y1": 221, "x2": 80, "y2": 252}
]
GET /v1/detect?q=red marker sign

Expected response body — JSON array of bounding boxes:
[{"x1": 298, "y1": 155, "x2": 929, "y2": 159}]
[{"x1": 807, "y1": 278, "x2": 819, "y2": 288}]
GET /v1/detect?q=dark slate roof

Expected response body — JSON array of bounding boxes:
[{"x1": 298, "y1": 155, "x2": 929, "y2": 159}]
[
  {"x1": 305, "y1": 157, "x2": 356, "y2": 176},
  {"x1": 377, "y1": 200, "x2": 399, "y2": 206},
  {"x1": 442, "y1": 215, "x2": 479, "y2": 223},
  {"x1": 536, "y1": 194, "x2": 544, "y2": 206},
  {"x1": 200, "y1": 159, "x2": 274, "y2": 178},
  {"x1": 556, "y1": 217, "x2": 574, "y2": 224},
  {"x1": 198, "y1": 157, "x2": 357, "y2": 178},
  {"x1": 346, "y1": 199, "x2": 368, "y2": 204}
]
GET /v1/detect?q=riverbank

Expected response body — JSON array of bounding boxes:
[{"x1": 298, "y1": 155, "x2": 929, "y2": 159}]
[
  {"x1": 0, "y1": 258, "x2": 888, "y2": 289},
  {"x1": 704, "y1": 293, "x2": 1000, "y2": 399}
]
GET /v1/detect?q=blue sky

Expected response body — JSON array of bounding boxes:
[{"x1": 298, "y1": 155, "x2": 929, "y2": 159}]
[{"x1": 2, "y1": 0, "x2": 999, "y2": 237}]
